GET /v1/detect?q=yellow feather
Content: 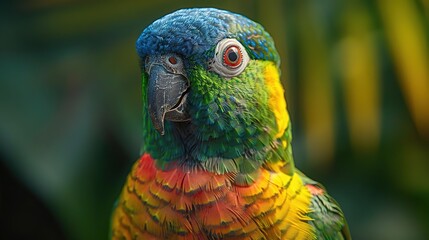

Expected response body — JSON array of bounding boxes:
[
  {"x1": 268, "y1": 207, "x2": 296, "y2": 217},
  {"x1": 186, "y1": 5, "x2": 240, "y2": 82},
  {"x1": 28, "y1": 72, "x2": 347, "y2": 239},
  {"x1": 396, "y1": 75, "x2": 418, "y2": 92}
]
[
  {"x1": 264, "y1": 63, "x2": 289, "y2": 138},
  {"x1": 276, "y1": 172, "x2": 315, "y2": 240}
]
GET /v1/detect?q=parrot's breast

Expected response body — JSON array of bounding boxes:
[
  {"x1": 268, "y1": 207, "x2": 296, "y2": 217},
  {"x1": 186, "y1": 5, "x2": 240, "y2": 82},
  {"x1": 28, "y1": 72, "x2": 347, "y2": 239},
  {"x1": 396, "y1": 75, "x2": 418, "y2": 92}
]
[{"x1": 111, "y1": 154, "x2": 316, "y2": 239}]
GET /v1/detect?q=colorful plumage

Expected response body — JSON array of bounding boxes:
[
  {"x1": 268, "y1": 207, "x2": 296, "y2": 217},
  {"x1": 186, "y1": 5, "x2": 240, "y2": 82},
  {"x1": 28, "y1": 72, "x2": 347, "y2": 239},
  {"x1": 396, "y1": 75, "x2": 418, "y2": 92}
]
[{"x1": 111, "y1": 8, "x2": 351, "y2": 240}]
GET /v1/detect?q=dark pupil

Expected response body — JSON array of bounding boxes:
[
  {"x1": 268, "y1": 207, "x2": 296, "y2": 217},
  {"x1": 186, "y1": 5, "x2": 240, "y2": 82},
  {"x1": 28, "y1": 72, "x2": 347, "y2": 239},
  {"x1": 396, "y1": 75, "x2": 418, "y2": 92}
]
[{"x1": 228, "y1": 49, "x2": 238, "y2": 62}]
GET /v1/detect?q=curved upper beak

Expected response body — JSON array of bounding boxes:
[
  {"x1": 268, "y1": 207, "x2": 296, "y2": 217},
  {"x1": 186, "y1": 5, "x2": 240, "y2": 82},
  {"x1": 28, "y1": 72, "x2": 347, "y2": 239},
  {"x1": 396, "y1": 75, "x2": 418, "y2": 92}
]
[{"x1": 147, "y1": 56, "x2": 190, "y2": 135}]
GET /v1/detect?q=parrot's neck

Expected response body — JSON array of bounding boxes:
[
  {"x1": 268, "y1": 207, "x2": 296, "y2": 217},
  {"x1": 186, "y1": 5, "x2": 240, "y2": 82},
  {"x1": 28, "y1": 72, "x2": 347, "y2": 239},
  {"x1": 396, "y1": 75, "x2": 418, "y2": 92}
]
[{"x1": 141, "y1": 117, "x2": 295, "y2": 175}]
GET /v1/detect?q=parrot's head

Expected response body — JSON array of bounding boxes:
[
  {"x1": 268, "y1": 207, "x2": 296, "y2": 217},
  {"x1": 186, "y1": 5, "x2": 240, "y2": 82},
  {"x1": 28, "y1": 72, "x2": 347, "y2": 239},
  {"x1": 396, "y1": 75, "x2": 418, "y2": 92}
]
[{"x1": 137, "y1": 8, "x2": 293, "y2": 174}]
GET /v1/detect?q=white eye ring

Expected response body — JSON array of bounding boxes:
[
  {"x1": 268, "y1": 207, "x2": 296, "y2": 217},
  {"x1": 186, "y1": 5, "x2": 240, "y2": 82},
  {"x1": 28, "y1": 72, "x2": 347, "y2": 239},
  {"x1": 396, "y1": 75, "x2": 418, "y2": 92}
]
[{"x1": 210, "y1": 38, "x2": 250, "y2": 78}]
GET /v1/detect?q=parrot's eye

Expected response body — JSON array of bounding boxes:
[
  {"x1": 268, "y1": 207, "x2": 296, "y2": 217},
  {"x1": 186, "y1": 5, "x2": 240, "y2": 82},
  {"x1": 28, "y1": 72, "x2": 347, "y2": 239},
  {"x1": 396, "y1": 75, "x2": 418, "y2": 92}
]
[
  {"x1": 211, "y1": 38, "x2": 250, "y2": 78},
  {"x1": 223, "y1": 46, "x2": 242, "y2": 67}
]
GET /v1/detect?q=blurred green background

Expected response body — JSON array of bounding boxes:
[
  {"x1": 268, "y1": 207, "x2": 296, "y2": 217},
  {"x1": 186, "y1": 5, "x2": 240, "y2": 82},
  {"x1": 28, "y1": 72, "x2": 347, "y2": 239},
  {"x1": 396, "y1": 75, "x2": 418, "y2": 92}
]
[{"x1": 0, "y1": 0, "x2": 428, "y2": 239}]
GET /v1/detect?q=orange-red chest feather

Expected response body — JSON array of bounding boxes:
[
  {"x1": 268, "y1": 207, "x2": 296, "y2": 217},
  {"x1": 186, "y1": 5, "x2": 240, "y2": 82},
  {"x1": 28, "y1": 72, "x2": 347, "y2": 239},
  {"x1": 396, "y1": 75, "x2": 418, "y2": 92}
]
[{"x1": 111, "y1": 154, "x2": 316, "y2": 240}]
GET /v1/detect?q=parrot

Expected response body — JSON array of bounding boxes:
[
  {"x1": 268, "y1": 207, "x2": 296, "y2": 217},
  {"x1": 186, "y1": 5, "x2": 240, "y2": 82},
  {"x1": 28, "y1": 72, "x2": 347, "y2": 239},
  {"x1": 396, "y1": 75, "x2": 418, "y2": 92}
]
[{"x1": 111, "y1": 8, "x2": 351, "y2": 240}]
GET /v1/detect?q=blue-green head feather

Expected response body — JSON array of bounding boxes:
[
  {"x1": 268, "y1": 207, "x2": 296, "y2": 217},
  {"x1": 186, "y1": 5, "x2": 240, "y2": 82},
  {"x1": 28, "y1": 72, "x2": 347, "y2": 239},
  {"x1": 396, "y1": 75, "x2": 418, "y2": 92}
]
[{"x1": 136, "y1": 8, "x2": 280, "y2": 67}]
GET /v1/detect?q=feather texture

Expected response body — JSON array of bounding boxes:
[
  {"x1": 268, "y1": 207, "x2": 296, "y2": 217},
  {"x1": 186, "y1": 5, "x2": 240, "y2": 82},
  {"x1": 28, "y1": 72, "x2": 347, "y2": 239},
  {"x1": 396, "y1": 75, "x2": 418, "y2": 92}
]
[
  {"x1": 111, "y1": 8, "x2": 350, "y2": 240},
  {"x1": 111, "y1": 154, "x2": 316, "y2": 239}
]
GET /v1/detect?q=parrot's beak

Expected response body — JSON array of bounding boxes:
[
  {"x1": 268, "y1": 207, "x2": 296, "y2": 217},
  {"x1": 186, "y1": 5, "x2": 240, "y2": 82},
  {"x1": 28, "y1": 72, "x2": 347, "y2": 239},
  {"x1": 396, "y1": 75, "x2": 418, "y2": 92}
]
[{"x1": 147, "y1": 56, "x2": 190, "y2": 135}]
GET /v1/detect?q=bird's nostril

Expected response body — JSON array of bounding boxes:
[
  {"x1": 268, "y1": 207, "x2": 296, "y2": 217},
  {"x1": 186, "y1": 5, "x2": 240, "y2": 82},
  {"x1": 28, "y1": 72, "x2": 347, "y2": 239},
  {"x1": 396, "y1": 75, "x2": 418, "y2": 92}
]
[{"x1": 168, "y1": 56, "x2": 177, "y2": 65}]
